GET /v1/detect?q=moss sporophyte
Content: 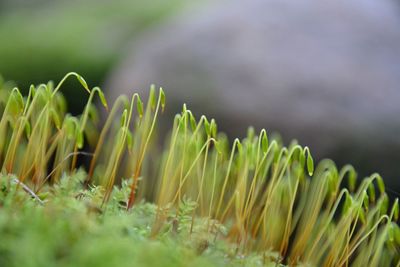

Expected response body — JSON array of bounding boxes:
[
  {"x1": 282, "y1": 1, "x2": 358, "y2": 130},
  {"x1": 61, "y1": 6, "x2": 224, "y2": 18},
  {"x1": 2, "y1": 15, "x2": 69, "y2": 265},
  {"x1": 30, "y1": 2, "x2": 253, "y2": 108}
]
[{"x1": 0, "y1": 73, "x2": 398, "y2": 267}]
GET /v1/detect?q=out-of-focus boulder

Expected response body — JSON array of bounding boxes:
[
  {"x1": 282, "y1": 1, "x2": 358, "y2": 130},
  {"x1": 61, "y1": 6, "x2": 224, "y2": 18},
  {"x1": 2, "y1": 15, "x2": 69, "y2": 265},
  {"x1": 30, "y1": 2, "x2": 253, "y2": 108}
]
[{"x1": 105, "y1": 0, "x2": 400, "y2": 193}]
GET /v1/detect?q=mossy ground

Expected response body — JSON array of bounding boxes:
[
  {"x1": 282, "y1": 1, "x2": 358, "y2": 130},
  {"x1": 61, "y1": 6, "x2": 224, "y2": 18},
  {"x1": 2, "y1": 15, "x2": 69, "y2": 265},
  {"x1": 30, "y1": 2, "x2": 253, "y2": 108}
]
[
  {"x1": 0, "y1": 74, "x2": 398, "y2": 266},
  {"x1": 0, "y1": 172, "x2": 281, "y2": 267}
]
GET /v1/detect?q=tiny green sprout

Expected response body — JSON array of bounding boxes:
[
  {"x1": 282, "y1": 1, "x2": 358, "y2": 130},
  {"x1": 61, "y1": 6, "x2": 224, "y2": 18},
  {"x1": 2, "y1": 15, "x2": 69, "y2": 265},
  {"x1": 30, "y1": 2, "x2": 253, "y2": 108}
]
[
  {"x1": 160, "y1": 88, "x2": 166, "y2": 112},
  {"x1": 347, "y1": 166, "x2": 357, "y2": 192},
  {"x1": 299, "y1": 149, "x2": 305, "y2": 167},
  {"x1": 358, "y1": 206, "x2": 366, "y2": 224},
  {"x1": 363, "y1": 194, "x2": 369, "y2": 211},
  {"x1": 136, "y1": 96, "x2": 144, "y2": 118},
  {"x1": 92, "y1": 86, "x2": 108, "y2": 110},
  {"x1": 388, "y1": 223, "x2": 395, "y2": 243},
  {"x1": 178, "y1": 115, "x2": 186, "y2": 130},
  {"x1": 368, "y1": 182, "x2": 376, "y2": 203},
  {"x1": 393, "y1": 199, "x2": 399, "y2": 221},
  {"x1": 343, "y1": 192, "x2": 353, "y2": 215},
  {"x1": 236, "y1": 139, "x2": 243, "y2": 154},
  {"x1": 149, "y1": 84, "x2": 156, "y2": 110},
  {"x1": 376, "y1": 175, "x2": 385, "y2": 194},
  {"x1": 303, "y1": 147, "x2": 314, "y2": 176},
  {"x1": 125, "y1": 127, "x2": 133, "y2": 151},
  {"x1": 307, "y1": 153, "x2": 314, "y2": 176},
  {"x1": 380, "y1": 194, "x2": 389, "y2": 215},
  {"x1": 261, "y1": 129, "x2": 268, "y2": 153},
  {"x1": 189, "y1": 111, "x2": 196, "y2": 131},
  {"x1": 76, "y1": 129, "x2": 84, "y2": 149},
  {"x1": 76, "y1": 74, "x2": 90, "y2": 93},
  {"x1": 210, "y1": 119, "x2": 217, "y2": 137},
  {"x1": 29, "y1": 84, "x2": 36, "y2": 97},
  {"x1": 327, "y1": 174, "x2": 336, "y2": 196},
  {"x1": 204, "y1": 118, "x2": 211, "y2": 136},
  {"x1": 120, "y1": 109, "x2": 128, "y2": 127},
  {"x1": 10, "y1": 88, "x2": 24, "y2": 114},
  {"x1": 54, "y1": 72, "x2": 91, "y2": 95}
]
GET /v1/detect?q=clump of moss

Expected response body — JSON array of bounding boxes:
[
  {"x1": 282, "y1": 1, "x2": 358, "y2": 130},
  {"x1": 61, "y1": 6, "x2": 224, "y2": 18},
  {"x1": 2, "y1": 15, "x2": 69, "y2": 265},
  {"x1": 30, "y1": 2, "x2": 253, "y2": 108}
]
[{"x1": 0, "y1": 73, "x2": 399, "y2": 266}]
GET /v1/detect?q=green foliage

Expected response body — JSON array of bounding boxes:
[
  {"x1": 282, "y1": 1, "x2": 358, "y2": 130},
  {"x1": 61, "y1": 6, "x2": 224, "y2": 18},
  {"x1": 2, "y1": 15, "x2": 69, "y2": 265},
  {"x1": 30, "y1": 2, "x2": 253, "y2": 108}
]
[
  {"x1": 0, "y1": 175, "x2": 228, "y2": 267},
  {"x1": 0, "y1": 74, "x2": 399, "y2": 267}
]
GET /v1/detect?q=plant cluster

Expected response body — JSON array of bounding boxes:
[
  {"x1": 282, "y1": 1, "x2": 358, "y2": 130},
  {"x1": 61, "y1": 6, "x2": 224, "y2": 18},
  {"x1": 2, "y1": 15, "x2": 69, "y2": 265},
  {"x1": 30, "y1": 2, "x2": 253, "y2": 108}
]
[{"x1": 0, "y1": 73, "x2": 399, "y2": 266}]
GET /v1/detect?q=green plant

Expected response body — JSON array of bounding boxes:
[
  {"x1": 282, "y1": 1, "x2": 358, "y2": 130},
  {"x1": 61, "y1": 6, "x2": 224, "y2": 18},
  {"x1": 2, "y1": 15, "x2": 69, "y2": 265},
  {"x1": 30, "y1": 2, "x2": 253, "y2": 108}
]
[{"x1": 0, "y1": 73, "x2": 399, "y2": 266}]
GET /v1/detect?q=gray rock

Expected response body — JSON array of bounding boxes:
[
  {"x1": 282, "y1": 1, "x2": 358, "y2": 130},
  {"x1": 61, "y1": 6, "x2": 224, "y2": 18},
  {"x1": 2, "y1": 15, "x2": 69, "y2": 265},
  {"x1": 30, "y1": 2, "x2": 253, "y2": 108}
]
[{"x1": 105, "y1": 0, "x2": 400, "y2": 193}]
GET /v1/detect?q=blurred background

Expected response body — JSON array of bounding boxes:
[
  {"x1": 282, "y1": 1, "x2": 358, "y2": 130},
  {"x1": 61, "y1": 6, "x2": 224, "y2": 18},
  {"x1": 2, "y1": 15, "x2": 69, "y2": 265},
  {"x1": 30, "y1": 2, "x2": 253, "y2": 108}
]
[
  {"x1": 0, "y1": 0, "x2": 187, "y2": 112},
  {"x1": 1, "y1": 0, "x2": 400, "y2": 196}
]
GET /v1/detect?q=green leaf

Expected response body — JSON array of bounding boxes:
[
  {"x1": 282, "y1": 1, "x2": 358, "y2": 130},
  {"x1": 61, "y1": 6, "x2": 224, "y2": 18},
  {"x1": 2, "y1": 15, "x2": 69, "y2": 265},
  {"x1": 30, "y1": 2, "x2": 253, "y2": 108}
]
[
  {"x1": 120, "y1": 109, "x2": 128, "y2": 127},
  {"x1": 358, "y1": 207, "x2": 366, "y2": 224},
  {"x1": 149, "y1": 84, "x2": 156, "y2": 110},
  {"x1": 348, "y1": 168, "x2": 357, "y2": 192},
  {"x1": 236, "y1": 139, "x2": 243, "y2": 154},
  {"x1": 327, "y1": 175, "x2": 336, "y2": 195},
  {"x1": 50, "y1": 109, "x2": 61, "y2": 129},
  {"x1": 368, "y1": 182, "x2": 376, "y2": 203},
  {"x1": 189, "y1": 112, "x2": 196, "y2": 131},
  {"x1": 29, "y1": 84, "x2": 36, "y2": 97},
  {"x1": 12, "y1": 88, "x2": 24, "y2": 113},
  {"x1": 305, "y1": 149, "x2": 314, "y2": 176},
  {"x1": 210, "y1": 119, "x2": 217, "y2": 137},
  {"x1": 380, "y1": 194, "x2": 389, "y2": 215},
  {"x1": 126, "y1": 128, "x2": 133, "y2": 150},
  {"x1": 96, "y1": 87, "x2": 108, "y2": 109},
  {"x1": 343, "y1": 193, "x2": 353, "y2": 215},
  {"x1": 377, "y1": 176, "x2": 385, "y2": 194},
  {"x1": 137, "y1": 97, "x2": 144, "y2": 118},
  {"x1": 393, "y1": 200, "x2": 399, "y2": 221},
  {"x1": 204, "y1": 118, "x2": 211, "y2": 136},
  {"x1": 77, "y1": 74, "x2": 90, "y2": 93},
  {"x1": 179, "y1": 116, "x2": 185, "y2": 130},
  {"x1": 76, "y1": 130, "x2": 84, "y2": 149},
  {"x1": 261, "y1": 130, "x2": 268, "y2": 153},
  {"x1": 363, "y1": 194, "x2": 369, "y2": 211},
  {"x1": 299, "y1": 151, "x2": 305, "y2": 167},
  {"x1": 388, "y1": 224, "x2": 394, "y2": 243},
  {"x1": 160, "y1": 88, "x2": 166, "y2": 112}
]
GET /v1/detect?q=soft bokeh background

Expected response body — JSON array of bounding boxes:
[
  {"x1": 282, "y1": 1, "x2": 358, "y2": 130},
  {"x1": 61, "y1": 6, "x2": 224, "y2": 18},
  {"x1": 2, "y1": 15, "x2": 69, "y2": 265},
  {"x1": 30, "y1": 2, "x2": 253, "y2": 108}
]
[
  {"x1": 1, "y1": 0, "x2": 400, "y2": 196},
  {"x1": 0, "y1": 0, "x2": 186, "y2": 113}
]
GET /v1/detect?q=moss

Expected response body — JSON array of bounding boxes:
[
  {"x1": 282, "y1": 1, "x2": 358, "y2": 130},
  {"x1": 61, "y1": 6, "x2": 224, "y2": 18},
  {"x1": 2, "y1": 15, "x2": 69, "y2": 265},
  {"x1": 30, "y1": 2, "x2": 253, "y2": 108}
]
[{"x1": 0, "y1": 74, "x2": 398, "y2": 266}]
